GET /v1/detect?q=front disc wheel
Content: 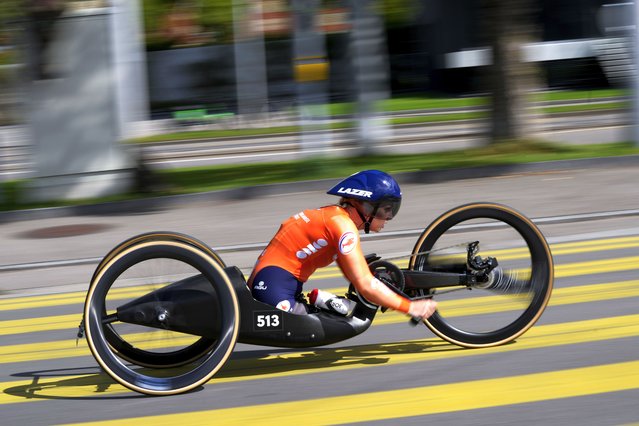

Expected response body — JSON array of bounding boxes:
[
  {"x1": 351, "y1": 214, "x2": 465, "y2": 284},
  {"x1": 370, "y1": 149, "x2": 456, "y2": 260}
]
[{"x1": 410, "y1": 203, "x2": 553, "y2": 348}]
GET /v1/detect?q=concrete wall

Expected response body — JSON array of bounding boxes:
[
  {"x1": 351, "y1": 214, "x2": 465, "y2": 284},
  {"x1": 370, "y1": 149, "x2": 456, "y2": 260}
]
[{"x1": 27, "y1": 7, "x2": 137, "y2": 201}]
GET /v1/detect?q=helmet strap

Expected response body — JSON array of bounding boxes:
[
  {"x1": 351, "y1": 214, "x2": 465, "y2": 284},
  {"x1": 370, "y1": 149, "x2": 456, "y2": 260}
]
[
  {"x1": 366, "y1": 204, "x2": 381, "y2": 234},
  {"x1": 348, "y1": 203, "x2": 371, "y2": 234},
  {"x1": 346, "y1": 200, "x2": 380, "y2": 234},
  {"x1": 353, "y1": 208, "x2": 371, "y2": 234},
  {"x1": 359, "y1": 203, "x2": 380, "y2": 234}
]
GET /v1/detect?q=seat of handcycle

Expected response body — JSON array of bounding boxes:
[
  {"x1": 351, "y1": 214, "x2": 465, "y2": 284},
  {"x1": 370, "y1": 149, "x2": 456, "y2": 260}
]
[{"x1": 223, "y1": 266, "x2": 378, "y2": 348}]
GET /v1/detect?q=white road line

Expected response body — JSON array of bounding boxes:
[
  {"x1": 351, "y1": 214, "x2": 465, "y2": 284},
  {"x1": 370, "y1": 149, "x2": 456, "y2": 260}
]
[{"x1": 1, "y1": 209, "x2": 639, "y2": 273}]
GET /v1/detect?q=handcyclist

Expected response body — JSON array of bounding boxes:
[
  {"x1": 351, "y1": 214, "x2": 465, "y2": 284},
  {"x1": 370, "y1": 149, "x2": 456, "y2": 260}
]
[{"x1": 247, "y1": 170, "x2": 437, "y2": 320}]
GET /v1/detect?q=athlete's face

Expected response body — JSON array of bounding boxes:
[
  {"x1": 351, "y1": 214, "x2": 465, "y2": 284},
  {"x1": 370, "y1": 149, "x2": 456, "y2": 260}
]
[
  {"x1": 346, "y1": 201, "x2": 389, "y2": 233},
  {"x1": 369, "y1": 216, "x2": 387, "y2": 232}
]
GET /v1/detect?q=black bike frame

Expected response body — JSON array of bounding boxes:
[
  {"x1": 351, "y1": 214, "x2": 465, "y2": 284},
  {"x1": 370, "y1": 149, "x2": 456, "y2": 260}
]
[
  {"x1": 402, "y1": 269, "x2": 478, "y2": 290},
  {"x1": 114, "y1": 266, "x2": 379, "y2": 349}
]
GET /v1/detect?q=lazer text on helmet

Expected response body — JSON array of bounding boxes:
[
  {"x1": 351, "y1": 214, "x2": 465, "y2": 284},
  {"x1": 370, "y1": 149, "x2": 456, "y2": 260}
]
[{"x1": 337, "y1": 187, "x2": 373, "y2": 198}]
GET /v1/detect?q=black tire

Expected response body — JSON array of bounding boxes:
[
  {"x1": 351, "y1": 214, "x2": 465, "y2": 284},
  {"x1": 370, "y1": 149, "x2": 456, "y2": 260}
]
[
  {"x1": 409, "y1": 203, "x2": 553, "y2": 348},
  {"x1": 83, "y1": 236, "x2": 239, "y2": 396},
  {"x1": 90, "y1": 232, "x2": 224, "y2": 368},
  {"x1": 90, "y1": 231, "x2": 226, "y2": 282}
]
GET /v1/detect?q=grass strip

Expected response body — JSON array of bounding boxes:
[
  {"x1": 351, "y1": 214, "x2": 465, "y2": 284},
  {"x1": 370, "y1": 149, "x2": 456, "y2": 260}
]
[
  {"x1": 158, "y1": 140, "x2": 639, "y2": 194},
  {"x1": 3, "y1": 141, "x2": 638, "y2": 212},
  {"x1": 131, "y1": 90, "x2": 629, "y2": 144}
]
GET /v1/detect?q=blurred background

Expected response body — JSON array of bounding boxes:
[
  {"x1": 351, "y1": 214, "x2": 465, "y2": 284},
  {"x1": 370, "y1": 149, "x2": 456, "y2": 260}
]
[{"x1": 0, "y1": 0, "x2": 637, "y2": 205}]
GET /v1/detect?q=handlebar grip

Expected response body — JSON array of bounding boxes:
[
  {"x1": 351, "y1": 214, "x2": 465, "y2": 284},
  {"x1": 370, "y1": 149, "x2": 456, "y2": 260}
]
[{"x1": 409, "y1": 316, "x2": 422, "y2": 326}]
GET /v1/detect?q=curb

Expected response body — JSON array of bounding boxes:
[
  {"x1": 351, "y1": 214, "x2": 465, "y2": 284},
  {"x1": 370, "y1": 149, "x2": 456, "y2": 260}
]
[
  {"x1": 2, "y1": 154, "x2": 638, "y2": 224},
  {"x1": 401, "y1": 154, "x2": 639, "y2": 184}
]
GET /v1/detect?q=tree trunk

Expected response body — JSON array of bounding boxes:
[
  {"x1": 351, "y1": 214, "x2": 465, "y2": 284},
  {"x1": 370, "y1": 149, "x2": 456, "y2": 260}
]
[
  {"x1": 350, "y1": 0, "x2": 391, "y2": 153},
  {"x1": 482, "y1": 0, "x2": 540, "y2": 142}
]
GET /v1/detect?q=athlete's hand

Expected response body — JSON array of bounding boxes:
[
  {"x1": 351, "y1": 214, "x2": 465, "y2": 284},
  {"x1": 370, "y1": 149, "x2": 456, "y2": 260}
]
[{"x1": 408, "y1": 299, "x2": 437, "y2": 320}]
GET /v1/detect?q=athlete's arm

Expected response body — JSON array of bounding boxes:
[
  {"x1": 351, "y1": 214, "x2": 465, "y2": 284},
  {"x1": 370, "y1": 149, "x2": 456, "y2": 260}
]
[
  {"x1": 326, "y1": 212, "x2": 437, "y2": 318},
  {"x1": 337, "y1": 249, "x2": 409, "y2": 311},
  {"x1": 329, "y1": 216, "x2": 425, "y2": 315},
  {"x1": 337, "y1": 245, "x2": 437, "y2": 318}
]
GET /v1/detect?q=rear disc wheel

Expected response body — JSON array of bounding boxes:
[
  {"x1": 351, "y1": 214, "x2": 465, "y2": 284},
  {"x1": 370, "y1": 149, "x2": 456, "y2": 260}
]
[
  {"x1": 91, "y1": 232, "x2": 225, "y2": 368},
  {"x1": 84, "y1": 237, "x2": 239, "y2": 395}
]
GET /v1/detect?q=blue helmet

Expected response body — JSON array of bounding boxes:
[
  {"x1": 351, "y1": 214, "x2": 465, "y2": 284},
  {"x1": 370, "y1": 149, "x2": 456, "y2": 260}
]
[{"x1": 327, "y1": 170, "x2": 402, "y2": 229}]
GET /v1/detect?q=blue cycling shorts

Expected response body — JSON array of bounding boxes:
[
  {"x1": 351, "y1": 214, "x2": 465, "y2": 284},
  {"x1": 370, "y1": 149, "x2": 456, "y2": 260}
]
[{"x1": 251, "y1": 266, "x2": 304, "y2": 312}]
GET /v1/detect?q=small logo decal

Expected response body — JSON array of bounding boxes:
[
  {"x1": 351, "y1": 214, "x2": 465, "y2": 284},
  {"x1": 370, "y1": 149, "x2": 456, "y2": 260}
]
[
  {"x1": 328, "y1": 298, "x2": 349, "y2": 315},
  {"x1": 339, "y1": 231, "x2": 357, "y2": 255},
  {"x1": 337, "y1": 187, "x2": 373, "y2": 198},
  {"x1": 276, "y1": 300, "x2": 291, "y2": 312},
  {"x1": 294, "y1": 212, "x2": 311, "y2": 223},
  {"x1": 296, "y1": 238, "x2": 329, "y2": 259},
  {"x1": 254, "y1": 281, "x2": 267, "y2": 290}
]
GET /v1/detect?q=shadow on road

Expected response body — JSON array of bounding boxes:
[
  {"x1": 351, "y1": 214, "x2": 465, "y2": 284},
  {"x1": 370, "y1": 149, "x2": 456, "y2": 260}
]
[{"x1": 4, "y1": 338, "x2": 465, "y2": 400}]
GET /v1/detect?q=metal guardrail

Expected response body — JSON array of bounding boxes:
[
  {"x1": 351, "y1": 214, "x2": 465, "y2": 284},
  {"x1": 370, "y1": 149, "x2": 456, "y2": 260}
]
[
  {"x1": 0, "y1": 98, "x2": 632, "y2": 176},
  {"x1": 0, "y1": 126, "x2": 32, "y2": 179}
]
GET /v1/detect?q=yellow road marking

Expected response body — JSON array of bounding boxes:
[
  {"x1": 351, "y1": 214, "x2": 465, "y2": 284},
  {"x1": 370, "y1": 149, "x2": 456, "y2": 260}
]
[
  {"x1": 1, "y1": 314, "x2": 638, "y2": 405},
  {"x1": 555, "y1": 255, "x2": 639, "y2": 277},
  {"x1": 2, "y1": 234, "x2": 639, "y2": 311},
  {"x1": 473, "y1": 235, "x2": 639, "y2": 259},
  {"x1": 310, "y1": 254, "x2": 639, "y2": 280},
  {"x1": 60, "y1": 360, "x2": 639, "y2": 425},
  {"x1": 0, "y1": 286, "x2": 156, "y2": 312},
  {"x1": 3, "y1": 278, "x2": 638, "y2": 337},
  {"x1": 373, "y1": 279, "x2": 639, "y2": 325},
  {"x1": 1, "y1": 251, "x2": 637, "y2": 315},
  {"x1": 0, "y1": 331, "x2": 199, "y2": 364}
]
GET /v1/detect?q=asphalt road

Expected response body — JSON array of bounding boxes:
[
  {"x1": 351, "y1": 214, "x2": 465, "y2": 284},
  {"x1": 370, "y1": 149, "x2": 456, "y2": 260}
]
[
  {"x1": 0, "y1": 164, "x2": 638, "y2": 424},
  {"x1": 1, "y1": 215, "x2": 638, "y2": 425}
]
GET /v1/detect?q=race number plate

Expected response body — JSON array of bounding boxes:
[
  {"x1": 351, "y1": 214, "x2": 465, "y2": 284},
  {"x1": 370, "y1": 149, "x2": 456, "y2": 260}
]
[{"x1": 253, "y1": 311, "x2": 283, "y2": 331}]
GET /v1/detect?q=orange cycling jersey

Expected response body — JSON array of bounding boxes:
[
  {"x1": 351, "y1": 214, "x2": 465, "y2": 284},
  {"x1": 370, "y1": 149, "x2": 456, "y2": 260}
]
[{"x1": 252, "y1": 206, "x2": 365, "y2": 283}]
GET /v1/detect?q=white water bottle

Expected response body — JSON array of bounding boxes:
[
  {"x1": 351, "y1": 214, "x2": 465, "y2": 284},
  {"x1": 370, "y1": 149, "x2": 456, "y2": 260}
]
[{"x1": 308, "y1": 288, "x2": 355, "y2": 316}]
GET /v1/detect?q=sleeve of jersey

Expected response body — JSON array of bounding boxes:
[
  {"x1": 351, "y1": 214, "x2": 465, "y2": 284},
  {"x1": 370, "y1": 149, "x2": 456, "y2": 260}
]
[{"x1": 329, "y1": 215, "x2": 411, "y2": 314}]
